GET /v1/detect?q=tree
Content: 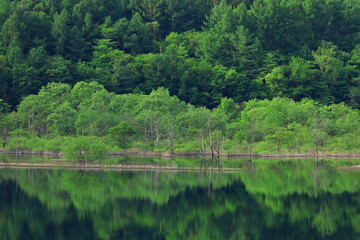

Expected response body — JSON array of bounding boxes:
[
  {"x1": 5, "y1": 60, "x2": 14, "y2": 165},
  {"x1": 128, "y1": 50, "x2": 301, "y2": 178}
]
[
  {"x1": 210, "y1": 65, "x2": 251, "y2": 105},
  {"x1": 236, "y1": 105, "x2": 263, "y2": 159},
  {"x1": 287, "y1": 122, "x2": 309, "y2": 152},
  {"x1": 312, "y1": 41, "x2": 356, "y2": 104},
  {"x1": 11, "y1": 46, "x2": 49, "y2": 101},
  {"x1": 0, "y1": 55, "x2": 12, "y2": 104},
  {"x1": 0, "y1": 12, "x2": 24, "y2": 56},
  {"x1": 0, "y1": 113, "x2": 13, "y2": 150},
  {"x1": 52, "y1": 9, "x2": 70, "y2": 55},
  {"x1": 111, "y1": 51, "x2": 141, "y2": 94},
  {"x1": 250, "y1": 0, "x2": 313, "y2": 52},
  {"x1": 124, "y1": 12, "x2": 153, "y2": 53},
  {"x1": 348, "y1": 44, "x2": 360, "y2": 108},
  {"x1": 17, "y1": 83, "x2": 72, "y2": 136},
  {"x1": 182, "y1": 106, "x2": 226, "y2": 156},
  {"x1": 108, "y1": 121, "x2": 135, "y2": 148},
  {"x1": 265, "y1": 57, "x2": 319, "y2": 100},
  {"x1": 89, "y1": 39, "x2": 124, "y2": 88},
  {"x1": 308, "y1": 107, "x2": 330, "y2": 159},
  {"x1": 45, "y1": 56, "x2": 74, "y2": 83},
  {"x1": 162, "y1": 0, "x2": 209, "y2": 33},
  {"x1": 65, "y1": 25, "x2": 87, "y2": 61},
  {"x1": 218, "y1": 97, "x2": 239, "y2": 122},
  {"x1": 74, "y1": 89, "x2": 116, "y2": 137},
  {"x1": 200, "y1": 3, "x2": 261, "y2": 70},
  {"x1": 0, "y1": 98, "x2": 9, "y2": 113},
  {"x1": 265, "y1": 126, "x2": 292, "y2": 152},
  {"x1": 134, "y1": 88, "x2": 187, "y2": 148},
  {"x1": 71, "y1": 81, "x2": 105, "y2": 108},
  {"x1": 47, "y1": 102, "x2": 77, "y2": 136}
]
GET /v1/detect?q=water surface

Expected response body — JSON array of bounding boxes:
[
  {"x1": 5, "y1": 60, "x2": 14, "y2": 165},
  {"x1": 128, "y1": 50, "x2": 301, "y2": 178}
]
[{"x1": 0, "y1": 158, "x2": 359, "y2": 239}]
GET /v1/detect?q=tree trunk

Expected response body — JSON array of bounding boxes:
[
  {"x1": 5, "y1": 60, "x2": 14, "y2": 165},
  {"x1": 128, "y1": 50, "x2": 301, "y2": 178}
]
[
  {"x1": 169, "y1": 128, "x2": 174, "y2": 156},
  {"x1": 313, "y1": 113, "x2": 319, "y2": 160},
  {"x1": 144, "y1": 120, "x2": 147, "y2": 142},
  {"x1": 208, "y1": 128, "x2": 214, "y2": 157},
  {"x1": 155, "y1": 125, "x2": 159, "y2": 148}
]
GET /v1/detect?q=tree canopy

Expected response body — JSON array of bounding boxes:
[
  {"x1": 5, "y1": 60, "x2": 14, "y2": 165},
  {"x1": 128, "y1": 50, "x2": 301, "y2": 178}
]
[{"x1": 0, "y1": 0, "x2": 359, "y2": 109}]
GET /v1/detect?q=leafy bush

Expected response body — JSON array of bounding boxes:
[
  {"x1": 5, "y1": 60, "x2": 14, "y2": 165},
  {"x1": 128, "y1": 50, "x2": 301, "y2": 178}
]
[
  {"x1": 174, "y1": 141, "x2": 199, "y2": 152},
  {"x1": 62, "y1": 136, "x2": 109, "y2": 161},
  {"x1": 44, "y1": 137, "x2": 73, "y2": 151},
  {"x1": 108, "y1": 121, "x2": 135, "y2": 148},
  {"x1": 223, "y1": 139, "x2": 241, "y2": 153},
  {"x1": 253, "y1": 141, "x2": 278, "y2": 154},
  {"x1": 7, "y1": 130, "x2": 32, "y2": 151}
]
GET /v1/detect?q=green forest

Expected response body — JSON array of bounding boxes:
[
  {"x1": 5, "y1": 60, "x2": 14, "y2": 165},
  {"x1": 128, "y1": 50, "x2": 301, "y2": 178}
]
[{"x1": 0, "y1": 0, "x2": 360, "y2": 156}]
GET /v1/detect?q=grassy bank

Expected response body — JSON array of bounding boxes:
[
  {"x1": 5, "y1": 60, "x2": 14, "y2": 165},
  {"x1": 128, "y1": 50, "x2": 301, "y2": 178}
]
[{"x1": 1, "y1": 134, "x2": 360, "y2": 161}]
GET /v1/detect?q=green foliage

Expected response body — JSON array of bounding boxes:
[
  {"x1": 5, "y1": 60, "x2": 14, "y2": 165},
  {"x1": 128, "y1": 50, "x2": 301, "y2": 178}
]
[
  {"x1": 3, "y1": 81, "x2": 359, "y2": 154},
  {"x1": 47, "y1": 102, "x2": 77, "y2": 136},
  {"x1": 0, "y1": 0, "x2": 359, "y2": 109},
  {"x1": 265, "y1": 57, "x2": 319, "y2": 100},
  {"x1": 0, "y1": 112, "x2": 12, "y2": 149},
  {"x1": 236, "y1": 97, "x2": 360, "y2": 153},
  {"x1": 62, "y1": 136, "x2": 109, "y2": 161},
  {"x1": 0, "y1": 98, "x2": 9, "y2": 113},
  {"x1": 108, "y1": 121, "x2": 135, "y2": 147},
  {"x1": 0, "y1": 0, "x2": 359, "y2": 154},
  {"x1": 7, "y1": 129, "x2": 32, "y2": 151},
  {"x1": 174, "y1": 141, "x2": 199, "y2": 152}
]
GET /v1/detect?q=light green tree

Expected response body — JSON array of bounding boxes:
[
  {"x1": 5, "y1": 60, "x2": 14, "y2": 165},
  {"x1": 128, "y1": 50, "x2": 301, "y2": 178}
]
[{"x1": 108, "y1": 121, "x2": 135, "y2": 148}]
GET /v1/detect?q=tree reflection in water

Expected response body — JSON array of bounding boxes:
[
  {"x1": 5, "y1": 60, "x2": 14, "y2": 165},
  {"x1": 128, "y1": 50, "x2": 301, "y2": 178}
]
[{"x1": 0, "y1": 159, "x2": 359, "y2": 240}]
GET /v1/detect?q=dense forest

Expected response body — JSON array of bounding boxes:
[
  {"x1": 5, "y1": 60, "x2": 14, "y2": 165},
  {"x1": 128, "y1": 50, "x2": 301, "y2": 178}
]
[
  {"x1": 0, "y1": 0, "x2": 359, "y2": 108},
  {"x1": 0, "y1": 0, "x2": 360, "y2": 155}
]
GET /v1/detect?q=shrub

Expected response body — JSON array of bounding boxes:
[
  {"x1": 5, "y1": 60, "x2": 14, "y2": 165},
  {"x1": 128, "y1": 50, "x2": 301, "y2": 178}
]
[
  {"x1": 62, "y1": 136, "x2": 108, "y2": 161},
  {"x1": 174, "y1": 141, "x2": 199, "y2": 152}
]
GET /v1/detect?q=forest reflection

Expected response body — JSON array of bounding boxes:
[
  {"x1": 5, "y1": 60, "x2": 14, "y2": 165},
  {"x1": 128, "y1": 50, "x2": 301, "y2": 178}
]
[{"x1": 0, "y1": 159, "x2": 359, "y2": 240}]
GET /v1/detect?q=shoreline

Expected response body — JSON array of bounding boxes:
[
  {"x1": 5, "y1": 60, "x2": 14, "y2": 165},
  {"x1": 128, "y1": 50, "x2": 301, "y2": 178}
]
[
  {"x1": 1, "y1": 150, "x2": 360, "y2": 158},
  {"x1": 0, "y1": 162, "x2": 245, "y2": 172},
  {"x1": 0, "y1": 161, "x2": 359, "y2": 172}
]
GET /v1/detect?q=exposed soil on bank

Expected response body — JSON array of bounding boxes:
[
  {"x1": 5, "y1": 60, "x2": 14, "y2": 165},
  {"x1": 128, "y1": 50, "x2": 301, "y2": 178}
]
[
  {"x1": 0, "y1": 159, "x2": 359, "y2": 172},
  {"x1": 0, "y1": 161, "x2": 245, "y2": 172},
  {"x1": 337, "y1": 165, "x2": 360, "y2": 171}
]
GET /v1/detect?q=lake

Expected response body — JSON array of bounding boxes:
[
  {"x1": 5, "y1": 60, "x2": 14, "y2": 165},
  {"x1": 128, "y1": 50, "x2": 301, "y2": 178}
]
[{"x1": 0, "y1": 156, "x2": 359, "y2": 239}]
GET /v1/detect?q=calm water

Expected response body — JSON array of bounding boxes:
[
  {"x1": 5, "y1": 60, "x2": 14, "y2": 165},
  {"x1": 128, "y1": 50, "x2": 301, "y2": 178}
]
[{"x1": 0, "y1": 157, "x2": 359, "y2": 240}]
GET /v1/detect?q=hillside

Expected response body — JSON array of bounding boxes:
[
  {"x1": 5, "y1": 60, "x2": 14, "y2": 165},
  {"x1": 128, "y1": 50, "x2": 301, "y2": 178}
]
[{"x1": 0, "y1": 0, "x2": 359, "y2": 109}]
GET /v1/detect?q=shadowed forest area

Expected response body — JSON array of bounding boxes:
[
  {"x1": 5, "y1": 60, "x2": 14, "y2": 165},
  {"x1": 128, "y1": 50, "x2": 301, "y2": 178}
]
[{"x1": 0, "y1": 0, "x2": 360, "y2": 156}]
